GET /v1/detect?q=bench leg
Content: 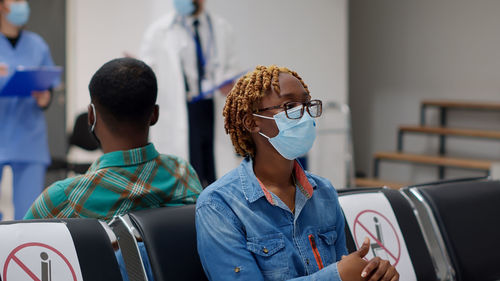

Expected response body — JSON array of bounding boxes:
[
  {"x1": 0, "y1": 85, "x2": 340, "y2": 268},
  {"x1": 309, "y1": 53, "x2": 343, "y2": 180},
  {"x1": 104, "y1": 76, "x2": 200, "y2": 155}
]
[
  {"x1": 438, "y1": 107, "x2": 447, "y2": 179},
  {"x1": 373, "y1": 158, "x2": 380, "y2": 178}
]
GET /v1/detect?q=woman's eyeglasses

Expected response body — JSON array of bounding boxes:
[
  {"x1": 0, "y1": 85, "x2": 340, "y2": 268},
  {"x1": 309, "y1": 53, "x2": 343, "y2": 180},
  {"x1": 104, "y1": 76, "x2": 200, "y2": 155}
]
[{"x1": 254, "y1": 99, "x2": 322, "y2": 120}]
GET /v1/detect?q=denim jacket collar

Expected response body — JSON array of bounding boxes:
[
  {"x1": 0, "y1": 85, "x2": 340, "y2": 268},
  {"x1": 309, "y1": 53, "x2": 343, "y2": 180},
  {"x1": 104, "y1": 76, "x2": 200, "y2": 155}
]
[{"x1": 239, "y1": 157, "x2": 317, "y2": 204}]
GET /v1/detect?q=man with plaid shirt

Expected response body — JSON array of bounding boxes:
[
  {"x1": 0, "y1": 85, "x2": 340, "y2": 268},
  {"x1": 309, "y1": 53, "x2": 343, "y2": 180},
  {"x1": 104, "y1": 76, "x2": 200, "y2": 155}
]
[{"x1": 25, "y1": 58, "x2": 203, "y2": 222}]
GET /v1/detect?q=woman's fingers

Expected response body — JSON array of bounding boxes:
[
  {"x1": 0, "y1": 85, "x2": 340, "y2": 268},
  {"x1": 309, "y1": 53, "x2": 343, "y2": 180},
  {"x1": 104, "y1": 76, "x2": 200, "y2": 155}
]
[
  {"x1": 361, "y1": 256, "x2": 380, "y2": 278},
  {"x1": 367, "y1": 259, "x2": 390, "y2": 281}
]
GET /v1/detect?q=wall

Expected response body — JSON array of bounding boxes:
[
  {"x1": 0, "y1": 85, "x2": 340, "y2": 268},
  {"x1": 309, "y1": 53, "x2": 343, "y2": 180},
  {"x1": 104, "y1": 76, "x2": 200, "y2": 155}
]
[
  {"x1": 67, "y1": 0, "x2": 348, "y2": 187},
  {"x1": 350, "y1": 0, "x2": 500, "y2": 183},
  {"x1": 66, "y1": 0, "x2": 171, "y2": 128}
]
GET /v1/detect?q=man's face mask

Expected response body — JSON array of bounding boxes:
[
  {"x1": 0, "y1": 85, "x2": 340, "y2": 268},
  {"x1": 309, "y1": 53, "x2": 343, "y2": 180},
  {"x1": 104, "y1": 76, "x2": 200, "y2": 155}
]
[
  {"x1": 253, "y1": 106, "x2": 317, "y2": 160},
  {"x1": 6, "y1": 1, "x2": 30, "y2": 27},
  {"x1": 173, "y1": 0, "x2": 196, "y2": 16}
]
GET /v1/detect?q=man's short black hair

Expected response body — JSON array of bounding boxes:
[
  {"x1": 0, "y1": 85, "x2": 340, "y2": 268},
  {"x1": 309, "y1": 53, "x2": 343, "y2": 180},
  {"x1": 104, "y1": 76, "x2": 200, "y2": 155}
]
[{"x1": 89, "y1": 58, "x2": 157, "y2": 128}]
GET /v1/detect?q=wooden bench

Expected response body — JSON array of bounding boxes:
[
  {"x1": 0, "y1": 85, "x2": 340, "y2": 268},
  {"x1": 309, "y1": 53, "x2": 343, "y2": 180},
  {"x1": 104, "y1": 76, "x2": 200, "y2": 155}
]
[
  {"x1": 373, "y1": 151, "x2": 492, "y2": 177},
  {"x1": 421, "y1": 99, "x2": 500, "y2": 111},
  {"x1": 417, "y1": 99, "x2": 500, "y2": 178},
  {"x1": 397, "y1": 125, "x2": 500, "y2": 150},
  {"x1": 354, "y1": 177, "x2": 408, "y2": 189},
  {"x1": 420, "y1": 99, "x2": 500, "y2": 126}
]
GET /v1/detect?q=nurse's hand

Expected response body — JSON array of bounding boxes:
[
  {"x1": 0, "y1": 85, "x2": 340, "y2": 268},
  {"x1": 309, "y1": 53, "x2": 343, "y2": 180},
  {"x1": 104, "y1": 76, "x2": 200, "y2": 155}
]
[
  {"x1": 32, "y1": 90, "x2": 52, "y2": 109},
  {"x1": 0, "y1": 63, "x2": 8, "y2": 77}
]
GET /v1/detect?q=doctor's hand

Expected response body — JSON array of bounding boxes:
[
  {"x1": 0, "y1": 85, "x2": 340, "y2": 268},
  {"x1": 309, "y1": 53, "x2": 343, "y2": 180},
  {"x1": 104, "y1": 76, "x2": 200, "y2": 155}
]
[
  {"x1": 32, "y1": 90, "x2": 52, "y2": 109},
  {"x1": 219, "y1": 82, "x2": 234, "y2": 96},
  {"x1": 0, "y1": 63, "x2": 8, "y2": 77}
]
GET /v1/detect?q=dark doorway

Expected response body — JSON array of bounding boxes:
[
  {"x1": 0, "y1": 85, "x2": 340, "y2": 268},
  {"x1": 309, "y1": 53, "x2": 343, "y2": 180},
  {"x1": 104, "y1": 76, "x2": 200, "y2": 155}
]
[{"x1": 26, "y1": 0, "x2": 67, "y2": 185}]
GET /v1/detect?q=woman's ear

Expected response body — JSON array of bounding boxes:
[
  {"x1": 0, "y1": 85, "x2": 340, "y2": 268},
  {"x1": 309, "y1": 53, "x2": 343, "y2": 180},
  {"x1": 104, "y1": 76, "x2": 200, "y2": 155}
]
[{"x1": 242, "y1": 113, "x2": 259, "y2": 133}]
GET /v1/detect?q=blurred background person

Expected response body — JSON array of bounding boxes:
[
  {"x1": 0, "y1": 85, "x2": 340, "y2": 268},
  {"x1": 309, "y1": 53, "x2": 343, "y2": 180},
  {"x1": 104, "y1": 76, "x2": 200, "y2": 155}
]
[
  {"x1": 139, "y1": 0, "x2": 241, "y2": 187},
  {"x1": 0, "y1": 0, "x2": 60, "y2": 220}
]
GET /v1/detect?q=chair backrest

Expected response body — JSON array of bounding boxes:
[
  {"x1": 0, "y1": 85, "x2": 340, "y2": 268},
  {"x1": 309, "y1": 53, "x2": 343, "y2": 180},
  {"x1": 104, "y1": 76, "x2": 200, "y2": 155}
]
[
  {"x1": 0, "y1": 218, "x2": 126, "y2": 281},
  {"x1": 338, "y1": 188, "x2": 437, "y2": 281},
  {"x1": 124, "y1": 205, "x2": 208, "y2": 281},
  {"x1": 109, "y1": 215, "x2": 149, "y2": 281},
  {"x1": 406, "y1": 179, "x2": 500, "y2": 281}
]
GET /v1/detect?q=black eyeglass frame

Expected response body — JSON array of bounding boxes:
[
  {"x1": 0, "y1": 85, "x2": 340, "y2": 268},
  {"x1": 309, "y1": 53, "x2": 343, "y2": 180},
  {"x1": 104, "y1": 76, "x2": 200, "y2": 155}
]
[{"x1": 254, "y1": 99, "x2": 323, "y2": 120}]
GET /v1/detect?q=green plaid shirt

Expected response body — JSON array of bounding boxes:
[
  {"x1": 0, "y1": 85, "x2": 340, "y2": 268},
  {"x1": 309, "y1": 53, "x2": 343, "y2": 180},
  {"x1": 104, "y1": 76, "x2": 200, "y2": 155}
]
[{"x1": 24, "y1": 144, "x2": 202, "y2": 222}]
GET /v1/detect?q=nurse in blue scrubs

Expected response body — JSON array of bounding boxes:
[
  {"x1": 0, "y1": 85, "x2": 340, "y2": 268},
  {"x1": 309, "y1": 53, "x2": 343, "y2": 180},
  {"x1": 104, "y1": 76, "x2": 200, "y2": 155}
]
[{"x1": 0, "y1": 0, "x2": 59, "y2": 220}]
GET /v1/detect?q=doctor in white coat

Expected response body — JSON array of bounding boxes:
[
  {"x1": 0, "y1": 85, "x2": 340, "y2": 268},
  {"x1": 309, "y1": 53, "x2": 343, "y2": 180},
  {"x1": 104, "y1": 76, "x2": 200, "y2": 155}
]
[{"x1": 140, "y1": 0, "x2": 241, "y2": 186}]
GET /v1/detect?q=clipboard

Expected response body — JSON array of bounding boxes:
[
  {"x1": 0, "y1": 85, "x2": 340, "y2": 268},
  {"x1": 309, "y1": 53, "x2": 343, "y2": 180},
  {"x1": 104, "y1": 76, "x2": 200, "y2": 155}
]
[{"x1": 0, "y1": 66, "x2": 62, "y2": 97}]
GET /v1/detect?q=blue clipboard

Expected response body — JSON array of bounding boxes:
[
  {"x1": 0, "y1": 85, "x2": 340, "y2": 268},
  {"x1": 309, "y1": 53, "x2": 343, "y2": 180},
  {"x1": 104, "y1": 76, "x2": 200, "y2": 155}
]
[{"x1": 0, "y1": 66, "x2": 62, "y2": 97}]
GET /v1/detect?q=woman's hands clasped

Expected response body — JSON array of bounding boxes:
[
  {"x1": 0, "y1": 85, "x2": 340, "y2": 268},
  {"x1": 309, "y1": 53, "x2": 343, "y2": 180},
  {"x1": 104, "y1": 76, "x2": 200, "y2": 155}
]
[{"x1": 338, "y1": 238, "x2": 399, "y2": 281}]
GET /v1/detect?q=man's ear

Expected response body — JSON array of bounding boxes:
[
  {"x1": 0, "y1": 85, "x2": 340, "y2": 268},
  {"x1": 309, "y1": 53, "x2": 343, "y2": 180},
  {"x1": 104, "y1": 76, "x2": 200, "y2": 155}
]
[
  {"x1": 88, "y1": 104, "x2": 94, "y2": 126},
  {"x1": 150, "y1": 105, "x2": 159, "y2": 126},
  {"x1": 242, "y1": 113, "x2": 259, "y2": 133}
]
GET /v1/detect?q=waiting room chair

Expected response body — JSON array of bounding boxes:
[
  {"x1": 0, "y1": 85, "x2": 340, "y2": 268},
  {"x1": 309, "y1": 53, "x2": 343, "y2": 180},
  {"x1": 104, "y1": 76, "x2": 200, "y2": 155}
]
[
  {"x1": 109, "y1": 205, "x2": 208, "y2": 281},
  {"x1": 0, "y1": 218, "x2": 127, "y2": 281},
  {"x1": 403, "y1": 179, "x2": 500, "y2": 281},
  {"x1": 338, "y1": 187, "x2": 437, "y2": 281}
]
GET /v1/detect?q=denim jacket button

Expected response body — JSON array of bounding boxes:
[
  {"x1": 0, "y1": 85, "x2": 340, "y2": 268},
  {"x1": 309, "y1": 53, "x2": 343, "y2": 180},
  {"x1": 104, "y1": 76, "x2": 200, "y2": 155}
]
[
  {"x1": 263, "y1": 247, "x2": 269, "y2": 254},
  {"x1": 234, "y1": 267, "x2": 241, "y2": 273}
]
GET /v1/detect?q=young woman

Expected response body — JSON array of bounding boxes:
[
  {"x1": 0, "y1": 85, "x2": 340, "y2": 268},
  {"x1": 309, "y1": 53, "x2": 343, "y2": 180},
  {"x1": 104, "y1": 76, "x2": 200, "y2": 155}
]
[
  {"x1": 196, "y1": 65, "x2": 399, "y2": 281},
  {"x1": 0, "y1": 0, "x2": 59, "y2": 219}
]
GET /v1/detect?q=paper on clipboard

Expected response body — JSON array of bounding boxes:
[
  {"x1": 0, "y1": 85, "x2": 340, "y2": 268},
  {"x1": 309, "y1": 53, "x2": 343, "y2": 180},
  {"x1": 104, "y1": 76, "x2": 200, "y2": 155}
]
[
  {"x1": 0, "y1": 66, "x2": 62, "y2": 97},
  {"x1": 190, "y1": 70, "x2": 247, "y2": 103}
]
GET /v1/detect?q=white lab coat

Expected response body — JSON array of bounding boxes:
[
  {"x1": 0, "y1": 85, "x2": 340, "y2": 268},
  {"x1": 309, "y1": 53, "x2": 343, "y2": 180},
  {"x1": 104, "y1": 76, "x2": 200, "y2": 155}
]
[{"x1": 140, "y1": 12, "x2": 241, "y2": 178}]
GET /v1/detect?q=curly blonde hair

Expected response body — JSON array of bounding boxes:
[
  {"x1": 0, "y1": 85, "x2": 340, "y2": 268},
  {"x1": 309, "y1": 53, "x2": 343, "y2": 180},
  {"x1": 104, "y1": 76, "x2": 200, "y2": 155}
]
[{"x1": 223, "y1": 65, "x2": 310, "y2": 157}]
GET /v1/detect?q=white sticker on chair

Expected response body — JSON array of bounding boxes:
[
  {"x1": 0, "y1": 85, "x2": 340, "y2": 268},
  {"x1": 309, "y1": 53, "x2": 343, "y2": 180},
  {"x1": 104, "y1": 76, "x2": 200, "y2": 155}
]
[
  {"x1": 339, "y1": 192, "x2": 417, "y2": 281},
  {"x1": 0, "y1": 222, "x2": 84, "y2": 281}
]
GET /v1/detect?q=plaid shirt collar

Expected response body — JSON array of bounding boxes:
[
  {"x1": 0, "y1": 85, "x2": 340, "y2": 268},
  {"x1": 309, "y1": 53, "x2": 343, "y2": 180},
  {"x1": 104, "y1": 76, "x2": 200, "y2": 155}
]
[{"x1": 89, "y1": 143, "x2": 159, "y2": 171}]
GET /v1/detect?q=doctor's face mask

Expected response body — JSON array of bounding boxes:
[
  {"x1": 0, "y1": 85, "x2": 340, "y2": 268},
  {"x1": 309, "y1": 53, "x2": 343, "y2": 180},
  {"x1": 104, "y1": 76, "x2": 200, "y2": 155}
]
[{"x1": 173, "y1": 0, "x2": 196, "y2": 16}]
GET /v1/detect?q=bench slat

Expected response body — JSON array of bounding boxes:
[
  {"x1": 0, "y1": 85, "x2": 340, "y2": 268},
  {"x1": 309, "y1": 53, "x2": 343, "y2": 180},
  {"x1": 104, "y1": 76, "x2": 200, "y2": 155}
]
[
  {"x1": 375, "y1": 152, "x2": 493, "y2": 170},
  {"x1": 354, "y1": 178, "x2": 408, "y2": 189},
  {"x1": 422, "y1": 99, "x2": 500, "y2": 111},
  {"x1": 400, "y1": 125, "x2": 500, "y2": 139}
]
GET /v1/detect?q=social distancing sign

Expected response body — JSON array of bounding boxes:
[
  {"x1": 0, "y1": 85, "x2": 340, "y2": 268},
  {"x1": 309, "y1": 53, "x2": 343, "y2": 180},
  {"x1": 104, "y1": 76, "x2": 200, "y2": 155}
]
[
  {"x1": 0, "y1": 223, "x2": 83, "y2": 281},
  {"x1": 339, "y1": 193, "x2": 417, "y2": 281}
]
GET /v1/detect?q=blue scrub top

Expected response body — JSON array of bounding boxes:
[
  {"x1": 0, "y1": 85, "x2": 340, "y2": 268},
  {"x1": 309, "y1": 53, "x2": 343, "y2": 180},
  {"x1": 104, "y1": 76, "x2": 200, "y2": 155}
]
[{"x1": 0, "y1": 31, "x2": 59, "y2": 165}]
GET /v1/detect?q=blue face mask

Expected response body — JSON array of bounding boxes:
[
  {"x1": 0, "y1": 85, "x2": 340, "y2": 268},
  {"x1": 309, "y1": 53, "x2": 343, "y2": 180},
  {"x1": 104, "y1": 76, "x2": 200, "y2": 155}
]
[
  {"x1": 6, "y1": 2, "x2": 30, "y2": 27},
  {"x1": 173, "y1": 0, "x2": 196, "y2": 16},
  {"x1": 254, "y1": 107, "x2": 317, "y2": 160}
]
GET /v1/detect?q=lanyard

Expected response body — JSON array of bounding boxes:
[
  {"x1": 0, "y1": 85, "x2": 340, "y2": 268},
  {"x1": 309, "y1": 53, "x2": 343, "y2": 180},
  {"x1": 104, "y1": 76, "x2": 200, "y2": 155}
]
[{"x1": 180, "y1": 14, "x2": 215, "y2": 68}]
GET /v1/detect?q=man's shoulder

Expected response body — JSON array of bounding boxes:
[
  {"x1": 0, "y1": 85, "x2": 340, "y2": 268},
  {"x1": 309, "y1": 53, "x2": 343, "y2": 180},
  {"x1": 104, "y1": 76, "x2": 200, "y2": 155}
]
[
  {"x1": 47, "y1": 174, "x2": 88, "y2": 194},
  {"x1": 208, "y1": 13, "x2": 231, "y2": 26},
  {"x1": 158, "y1": 153, "x2": 190, "y2": 168}
]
